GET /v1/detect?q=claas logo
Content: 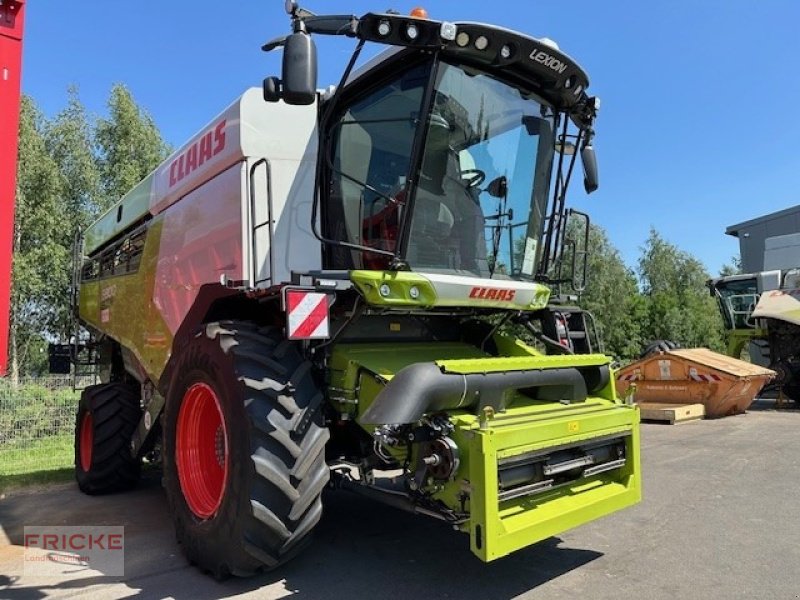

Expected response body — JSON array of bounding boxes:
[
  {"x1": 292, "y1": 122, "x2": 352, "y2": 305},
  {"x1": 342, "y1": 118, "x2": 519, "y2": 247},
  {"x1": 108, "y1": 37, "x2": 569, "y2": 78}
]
[
  {"x1": 469, "y1": 287, "x2": 516, "y2": 301},
  {"x1": 169, "y1": 120, "x2": 227, "y2": 186}
]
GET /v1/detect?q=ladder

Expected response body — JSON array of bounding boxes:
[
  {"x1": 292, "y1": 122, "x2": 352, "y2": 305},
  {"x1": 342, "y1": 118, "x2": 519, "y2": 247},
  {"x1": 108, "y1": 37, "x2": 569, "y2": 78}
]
[{"x1": 70, "y1": 231, "x2": 98, "y2": 390}]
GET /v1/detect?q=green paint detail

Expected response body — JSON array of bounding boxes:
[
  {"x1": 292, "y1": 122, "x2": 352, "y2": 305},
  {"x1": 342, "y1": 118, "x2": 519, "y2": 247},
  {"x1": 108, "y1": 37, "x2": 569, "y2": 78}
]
[
  {"x1": 492, "y1": 332, "x2": 543, "y2": 357},
  {"x1": 442, "y1": 400, "x2": 641, "y2": 561},
  {"x1": 349, "y1": 270, "x2": 551, "y2": 310},
  {"x1": 725, "y1": 328, "x2": 767, "y2": 359},
  {"x1": 84, "y1": 172, "x2": 155, "y2": 254},
  {"x1": 329, "y1": 342, "x2": 490, "y2": 418},
  {"x1": 437, "y1": 353, "x2": 611, "y2": 374},
  {"x1": 332, "y1": 342, "x2": 488, "y2": 380},
  {"x1": 79, "y1": 217, "x2": 174, "y2": 384},
  {"x1": 350, "y1": 270, "x2": 438, "y2": 307}
]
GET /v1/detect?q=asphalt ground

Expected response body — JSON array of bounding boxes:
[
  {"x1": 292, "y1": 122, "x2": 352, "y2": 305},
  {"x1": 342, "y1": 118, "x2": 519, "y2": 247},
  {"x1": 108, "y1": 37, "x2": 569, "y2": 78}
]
[{"x1": 1, "y1": 399, "x2": 799, "y2": 600}]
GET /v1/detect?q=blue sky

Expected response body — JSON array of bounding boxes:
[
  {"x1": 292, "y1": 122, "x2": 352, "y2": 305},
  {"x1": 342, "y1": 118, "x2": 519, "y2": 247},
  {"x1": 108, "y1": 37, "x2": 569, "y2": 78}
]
[{"x1": 20, "y1": 1, "x2": 800, "y2": 276}]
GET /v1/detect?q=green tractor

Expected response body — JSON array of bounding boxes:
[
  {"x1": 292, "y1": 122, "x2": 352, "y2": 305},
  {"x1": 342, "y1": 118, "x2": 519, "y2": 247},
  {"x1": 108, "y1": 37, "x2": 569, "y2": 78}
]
[{"x1": 63, "y1": 4, "x2": 641, "y2": 576}]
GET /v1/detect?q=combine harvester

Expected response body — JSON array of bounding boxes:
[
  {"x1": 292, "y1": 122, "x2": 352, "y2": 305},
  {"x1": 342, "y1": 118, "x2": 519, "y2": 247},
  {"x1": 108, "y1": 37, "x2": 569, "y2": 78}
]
[
  {"x1": 54, "y1": 3, "x2": 642, "y2": 576},
  {"x1": 709, "y1": 232, "x2": 800, "y2": 404}
]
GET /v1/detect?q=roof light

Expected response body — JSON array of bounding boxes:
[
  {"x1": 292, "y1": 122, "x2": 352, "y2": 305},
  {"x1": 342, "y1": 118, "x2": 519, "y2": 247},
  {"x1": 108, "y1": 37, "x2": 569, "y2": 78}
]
[
  {"x1": 455, "y1": 31, "x2": 470, "y2": 47},
  {"x1": 500, "y1": 44, "x2": 512, "y2": 59},
  {"x1": 440, "y1": 21, "x2": 457, "y2": 41},
  {"x1": 410, "y1": 7, "x2": 428, "y2": 18},
  {"x1": 377, "y1": 19, "x2": 391, "y2": 36},
  {"x1": 474, "y1": 35, "x2": 489, "y2": 51},
  {"x1": 539, "y1": 37, "x2": 560, "y2": 50},
  {"x1": 406, "y1": 22, "x2": 419, "y2": 40}
]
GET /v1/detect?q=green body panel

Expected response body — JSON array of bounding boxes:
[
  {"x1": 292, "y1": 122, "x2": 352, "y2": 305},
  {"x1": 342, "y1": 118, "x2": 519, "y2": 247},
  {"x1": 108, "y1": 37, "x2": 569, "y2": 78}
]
[
  {"x1": 725, "y1": 327, "x2": 767, "y2": 359},
  {"x1": 328, "y1": 342, "x2": 490, "y2": 418},
  {"x1": 438, "y1": 352, "x2": 613, "y2": 374},
  {"x1": 331, "y1": 340, "x2": 640, "y2": 562},
  {"x1": 84, "y1": 172, "x2": 155, "y2": 254},
  {"x1": 331, "y1": 342, "x2": 489, "y2": 382},
  {"x1": 79, "y1": 217, "x2": 175, "y2": 383},
  {"x1": 450, "y1": 400, "x2": 640, "y2": 561},
  {"x1": 350, "y1": 271, "x2": 439, "y2": 308},
  {"x1": 350, "y1": 270, "x2": 551, "y2": 310}
]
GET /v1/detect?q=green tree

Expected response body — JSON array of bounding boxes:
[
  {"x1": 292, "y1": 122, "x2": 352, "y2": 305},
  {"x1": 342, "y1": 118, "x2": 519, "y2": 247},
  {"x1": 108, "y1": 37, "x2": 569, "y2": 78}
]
[
  {"x1": 42, "y1": 88, "x2": 104, "y2": 342},
  {"x1": 579, "y1": 224, "x2": 646, "y2": 361},
  {"x1": 95, "y1": 84, "x2": 170, "y2": 209},
  {"x1": 45, "y1": 86, "x2": 102, "y2": 230},
  {"x1": 9, "y1": 85, "x2": 170, "y2": 378},
  {"x1": 719, "y1": 255, "x2": 743, "y2": 277},
  {"x1": 638, "y1": 228, "x2": 725, "y2": 351},
  {"x1": 10, "y1": 97, "x2": 69, "y2": 380}
]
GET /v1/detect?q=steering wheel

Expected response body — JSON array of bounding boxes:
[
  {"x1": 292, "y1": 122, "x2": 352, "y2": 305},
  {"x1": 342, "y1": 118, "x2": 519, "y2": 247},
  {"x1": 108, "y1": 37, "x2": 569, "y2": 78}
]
[{"x1": 460, "y1": 168, "x2": 486, "y2": 188}]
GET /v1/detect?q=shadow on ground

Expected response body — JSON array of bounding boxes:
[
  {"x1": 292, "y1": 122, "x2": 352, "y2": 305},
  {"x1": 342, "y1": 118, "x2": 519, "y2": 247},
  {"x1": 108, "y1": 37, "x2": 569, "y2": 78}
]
[{"x1": 0, "y1": 472, "x2": 602, "y2": 599}]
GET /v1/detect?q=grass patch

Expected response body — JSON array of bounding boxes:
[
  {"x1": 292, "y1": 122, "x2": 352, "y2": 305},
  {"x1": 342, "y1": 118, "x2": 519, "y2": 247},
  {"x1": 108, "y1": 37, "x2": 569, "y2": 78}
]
[
  {"x1": 0, "y1": 467, "x2": 74, "y2": 492},
  {"x1": 0, "y1": 435, "x2": 74, "y2": 476},
  {"x1": 0, "y1": 436, "x2": 74, "y2": 491}
]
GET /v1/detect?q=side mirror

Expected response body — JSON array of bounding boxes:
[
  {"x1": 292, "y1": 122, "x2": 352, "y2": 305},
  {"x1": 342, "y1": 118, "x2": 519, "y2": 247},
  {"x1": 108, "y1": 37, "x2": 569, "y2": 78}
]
[
  {"x1": 282, "y1": 31, "x2": 317, "y2": 105},
  {"x1": 263, "y1": 76, "x2": 282, "y2": 103},
  {"x1": 486, "y1": 176, "x2": 508, "y2": 199},
  {"x1": 580, "y1": 145, "x2": 599, "y2": 194}
]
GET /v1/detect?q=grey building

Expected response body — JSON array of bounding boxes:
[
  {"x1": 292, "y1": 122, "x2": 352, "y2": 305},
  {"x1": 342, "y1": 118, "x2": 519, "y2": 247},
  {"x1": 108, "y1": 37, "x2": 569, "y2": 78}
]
[{"x1": 727, "y1": 205, "x2": 800, "y2": 273}]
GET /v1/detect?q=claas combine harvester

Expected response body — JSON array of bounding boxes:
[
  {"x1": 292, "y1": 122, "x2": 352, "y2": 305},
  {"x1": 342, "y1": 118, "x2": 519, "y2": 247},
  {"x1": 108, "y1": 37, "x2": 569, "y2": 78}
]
[{"x1": 58, "y1": 3, "x2": 642, "y2": 576}]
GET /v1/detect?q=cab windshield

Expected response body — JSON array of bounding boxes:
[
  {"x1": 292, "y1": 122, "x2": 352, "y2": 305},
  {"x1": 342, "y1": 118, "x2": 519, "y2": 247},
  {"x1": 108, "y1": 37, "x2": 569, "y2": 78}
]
[
  {"x1": 406, "y1": 62, "x2": 555, "y2": 279},
  {"x1": 711, "y1": 277, "x2": 759, "y2": 330},
  {"x1": 326, "y1": 59, "x2": 555, "y2": 279}
]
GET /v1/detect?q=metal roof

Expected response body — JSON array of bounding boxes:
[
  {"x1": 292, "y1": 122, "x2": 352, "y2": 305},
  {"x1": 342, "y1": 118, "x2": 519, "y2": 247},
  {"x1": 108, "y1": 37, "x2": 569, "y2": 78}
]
[{"x1": 726, "y1": 204, "x2": 800, "y2": 237}]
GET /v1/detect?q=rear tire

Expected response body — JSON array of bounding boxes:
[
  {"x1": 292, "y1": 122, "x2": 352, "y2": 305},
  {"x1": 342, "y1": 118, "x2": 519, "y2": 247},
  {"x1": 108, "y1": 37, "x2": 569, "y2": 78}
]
[
  {"x1": 781, "y1": 382, "x2": 800, "y2": 406},
  {"x1": 75, "y1": 382, "x2": 141, "y2": 495},
  {"x1": 640, "y1": 339, "x2": 680, "y2": 359},
  {"x1": 163, "y1": 321, "x2": 329, "y2": 577}
]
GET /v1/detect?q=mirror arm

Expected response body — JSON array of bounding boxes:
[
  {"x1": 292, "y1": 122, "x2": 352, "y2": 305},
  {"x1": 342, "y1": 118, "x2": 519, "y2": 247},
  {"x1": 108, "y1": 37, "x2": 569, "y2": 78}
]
[
  {"x1": 302, "y1": 15, "x2": 359, "y2": 37},
  {"x1": 261, "y1": 35, "x2": 288, "y2": 52}
]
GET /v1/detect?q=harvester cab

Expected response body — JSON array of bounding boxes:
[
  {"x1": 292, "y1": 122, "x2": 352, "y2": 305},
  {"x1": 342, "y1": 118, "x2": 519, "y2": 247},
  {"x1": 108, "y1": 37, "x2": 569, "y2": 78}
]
[
  {"x1": 266, "y1": 3, "x2": 599, "y2": 293},
  {"x1": 64, "y1": 3, "x2": 641, "y2": 577}
]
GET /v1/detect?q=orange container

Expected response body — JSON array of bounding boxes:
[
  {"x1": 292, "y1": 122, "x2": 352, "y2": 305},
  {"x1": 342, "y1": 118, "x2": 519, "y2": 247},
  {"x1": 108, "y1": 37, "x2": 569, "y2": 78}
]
[{"x1": 615, "y1": 348, "x2": 775, "y2": 418}]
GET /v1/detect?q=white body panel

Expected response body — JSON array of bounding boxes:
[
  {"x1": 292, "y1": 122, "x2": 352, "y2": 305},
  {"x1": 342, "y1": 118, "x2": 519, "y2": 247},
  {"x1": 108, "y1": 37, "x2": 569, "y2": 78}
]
[
  {"x1": 757, "y1": 270, "x2": 782, "y2": 293},
  {"x1": 148, "y1": 88, "x2": 321, "y2": 288},
  {"x1": 420, "y1": 272, "x2": 550, "y2": 309},
  {"x1": 764, "y1": 233, "x2": 800, "y2": 272}
]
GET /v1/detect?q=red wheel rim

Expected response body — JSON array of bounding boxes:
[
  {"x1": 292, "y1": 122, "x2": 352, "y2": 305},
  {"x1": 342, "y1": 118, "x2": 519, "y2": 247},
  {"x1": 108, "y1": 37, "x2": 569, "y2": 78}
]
[
  {"x1": 79, "y1": 412, "x2": 93, "y2": 472},
  {"x1": 176, "y1": 382, "x2": 229, "y2": 519}
]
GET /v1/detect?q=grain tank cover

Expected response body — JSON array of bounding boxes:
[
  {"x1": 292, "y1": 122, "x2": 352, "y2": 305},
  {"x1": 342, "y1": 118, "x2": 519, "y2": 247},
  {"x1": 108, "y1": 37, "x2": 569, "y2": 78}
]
[{"x1": 84, "y1": 88, "x2": 318, "y2": 254}]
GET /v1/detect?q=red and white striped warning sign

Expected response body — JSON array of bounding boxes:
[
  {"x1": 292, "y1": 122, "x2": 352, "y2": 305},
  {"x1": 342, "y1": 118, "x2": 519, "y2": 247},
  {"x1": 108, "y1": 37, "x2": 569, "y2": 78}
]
[
  {"x1": 618, "y1": 372, "x2": 640, "y2": 382},
  {"x1": 688, "y1": 367, "x2": 721, "y2": 382},
  {"x1": 285, "y1": 290, "x2": 330, "y2": 340}
]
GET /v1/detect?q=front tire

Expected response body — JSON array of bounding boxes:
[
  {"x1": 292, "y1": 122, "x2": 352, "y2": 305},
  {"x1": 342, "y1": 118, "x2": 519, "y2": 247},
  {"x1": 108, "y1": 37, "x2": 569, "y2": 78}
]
[
  {"x1": 163, "y1": 321, "x2": 329, "y2": 577},
  {"x1": 75, "y1": 382, "x2": 141, "y2": 495}
]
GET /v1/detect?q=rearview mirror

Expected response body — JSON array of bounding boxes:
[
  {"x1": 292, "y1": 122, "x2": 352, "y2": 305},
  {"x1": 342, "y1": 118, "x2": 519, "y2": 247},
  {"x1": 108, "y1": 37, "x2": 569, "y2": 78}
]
[
  {"x1": 580, "y1": 145, "x2": 599, "y2": 194},
  {"x1": 486, "y1": 176, "x2": 508, "y2": 199},
  {"x1": 282, "y1": 31, "x2": 317, "y2": 105}
]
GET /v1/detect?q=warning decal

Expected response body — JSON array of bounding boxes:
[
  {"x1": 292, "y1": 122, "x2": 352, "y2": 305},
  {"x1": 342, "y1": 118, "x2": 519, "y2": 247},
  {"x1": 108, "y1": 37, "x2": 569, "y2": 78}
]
[{"x1": 286, "y1": 290, "x2": 330, "y2": 340}]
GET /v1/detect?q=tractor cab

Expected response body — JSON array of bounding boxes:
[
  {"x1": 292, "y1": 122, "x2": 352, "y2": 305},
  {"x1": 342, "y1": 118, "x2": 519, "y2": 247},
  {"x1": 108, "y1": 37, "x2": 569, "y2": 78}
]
[{"x1": 708, "y1": 274, "x2": 761, "y2": 331}]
